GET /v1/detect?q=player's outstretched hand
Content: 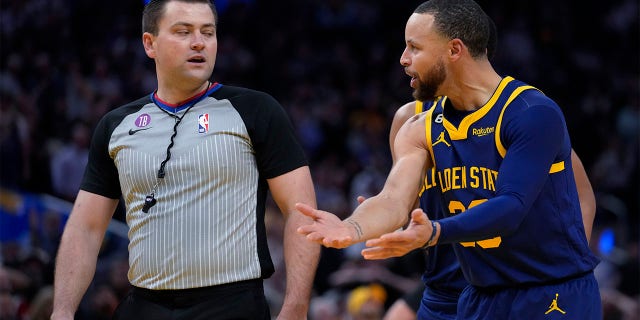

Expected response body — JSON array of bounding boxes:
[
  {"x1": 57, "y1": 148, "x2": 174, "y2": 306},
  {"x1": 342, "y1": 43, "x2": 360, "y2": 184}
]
[
  {"x1": 361, "y1": 208, "x2": 431, "y2": 259},
  {"x1": 295, "y1": 202, "x2": 358, "y2": 248}
]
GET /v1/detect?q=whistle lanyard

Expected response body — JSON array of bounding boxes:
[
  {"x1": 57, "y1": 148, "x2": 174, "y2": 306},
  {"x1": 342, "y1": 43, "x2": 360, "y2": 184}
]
[{"x1": 142, "y1": 82, "x2": 213, "y2": 213}]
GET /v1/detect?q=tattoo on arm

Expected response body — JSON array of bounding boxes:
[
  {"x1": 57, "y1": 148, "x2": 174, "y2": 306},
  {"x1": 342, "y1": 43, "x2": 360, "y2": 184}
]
[{"x1": 345, "y1": 219, "x2": 364, "y2": 241}]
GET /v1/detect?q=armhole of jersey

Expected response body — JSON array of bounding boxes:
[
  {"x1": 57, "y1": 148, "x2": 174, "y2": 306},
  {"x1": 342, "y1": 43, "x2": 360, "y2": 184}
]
[
  {"x1": 417, "y1": 105, "x2": 437, "y2": 198},
  {"x1": 494, "y1": 85, "x2": 536, "y2": 158},
  {"x1": 416, "y1": 100, "x2": 436, "y2": 197},
  {"x1": 494, "y1": 86, "x2": 565, "y2": 174},
  {"x1": 424, "y1": 105, "x2": 436, "y2": 168}
]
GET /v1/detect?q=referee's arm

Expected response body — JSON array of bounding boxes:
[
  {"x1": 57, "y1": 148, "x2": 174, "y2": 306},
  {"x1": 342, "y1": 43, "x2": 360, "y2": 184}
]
[
  {"x1": 51, "y1": 190, "x2": 119, "y2": 320},
  {"x1": 268, "y1": 165, "x2": 321, "y2": 318}
]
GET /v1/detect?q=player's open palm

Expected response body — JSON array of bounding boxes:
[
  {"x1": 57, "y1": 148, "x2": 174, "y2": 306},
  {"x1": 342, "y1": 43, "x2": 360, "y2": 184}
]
[
  {"x1": 295, "y1": 202, "x2": 357, "y2": 248},
  {"x1": 361, "y1": 208, "x2": 431, "y2": 259}
]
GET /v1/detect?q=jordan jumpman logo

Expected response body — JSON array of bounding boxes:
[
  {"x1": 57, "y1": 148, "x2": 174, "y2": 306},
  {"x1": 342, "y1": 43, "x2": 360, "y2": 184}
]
[{"x1": 545, "y1": 293, "x2": 566, "y2": 315}]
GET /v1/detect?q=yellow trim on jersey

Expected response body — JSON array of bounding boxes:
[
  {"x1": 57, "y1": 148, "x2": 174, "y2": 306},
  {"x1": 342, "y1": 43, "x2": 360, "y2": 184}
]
[
  {"x1": 443, "y1": 77, "x2": 515, "y2": 140},
  {"x1": 494, "y1": 85, "x2": 565, "y2": 174},
  {"x1": 495, "y1": 84, "x2": 537, "y2": 157},
  {"x1": 415, "y1": 100, "x2": 423, "y2": 115},
  {"x1": 423, "y1": 98, "x2": 442, "y2": 168},
  {"x1": 424, "y1": 105, "x2": 437, "y2": 172},
  {"x1": 549, "y1": 161, "x2": 565, "y2": 173},
  {"x1": 416, "y1": 99, "x2": 440, "y2": 197},
  {"x1": 415, "y1": 99, "x2": 440, "y2": 114}
]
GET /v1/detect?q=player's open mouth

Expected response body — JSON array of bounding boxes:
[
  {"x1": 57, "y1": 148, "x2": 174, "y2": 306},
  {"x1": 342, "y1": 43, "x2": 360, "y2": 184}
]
[
  {"x1": 188, "y1": 56, "x2": 206, "y2": 63},
  {"x1": 404, "y1": 69, "x2": 418, "y2": 88},
  {"x1": 410, "y1": 76, "x2": 417, "y2": 88}
]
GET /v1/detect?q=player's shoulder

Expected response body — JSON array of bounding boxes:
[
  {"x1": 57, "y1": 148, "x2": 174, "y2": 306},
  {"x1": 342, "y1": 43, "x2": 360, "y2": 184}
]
[
  {"x1": 394, "y1": 99, "x2": 437, "y2": 125},
  {"x1": 393, "y1": 101, "x2": 418, "y2": 125},
  {"x1": 402, "y1": 108, "x2": 429, "y2": 132},
  {"x1": 506, "y1": 79, "x2": 557, "y2": 109},
  {"x1": 504, "y1": 86, "x2": 562, "y2": 121}
]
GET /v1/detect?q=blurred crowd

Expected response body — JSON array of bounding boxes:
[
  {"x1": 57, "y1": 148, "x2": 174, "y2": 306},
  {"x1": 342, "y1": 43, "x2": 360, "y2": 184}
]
[{"x1": 0, "y1": 0, "x2": 638, "y2": 319}]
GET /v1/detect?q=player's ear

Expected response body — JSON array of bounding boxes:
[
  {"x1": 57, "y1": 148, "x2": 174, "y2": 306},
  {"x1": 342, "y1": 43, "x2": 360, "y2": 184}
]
[
  {"x1": 142, "y1": 32, "x2": 156, "y2": 58},
  {"x1": 448, "y1": 38, "x2": 464, "y2": 60}
]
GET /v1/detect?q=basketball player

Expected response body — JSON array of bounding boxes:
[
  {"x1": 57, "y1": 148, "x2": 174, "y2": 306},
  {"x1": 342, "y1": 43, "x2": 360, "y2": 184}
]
[
  {"x1": 382, "y1": 99, "x2": 596, "y2": 320},
  {"x1": 296, "y1": 0, "x2": 601, "y2": 318}
]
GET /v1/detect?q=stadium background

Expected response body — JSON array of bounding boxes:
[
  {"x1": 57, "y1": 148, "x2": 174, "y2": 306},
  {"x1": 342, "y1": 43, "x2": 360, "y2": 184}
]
[{"x1": 0, "y1": 0, "x2": 638, "y2": 319}]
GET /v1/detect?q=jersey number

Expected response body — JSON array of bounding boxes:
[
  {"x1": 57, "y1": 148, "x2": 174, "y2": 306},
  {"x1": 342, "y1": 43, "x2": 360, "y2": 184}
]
[{"x1": 448, "y1": 199, "x2": 502, "y2": 248}]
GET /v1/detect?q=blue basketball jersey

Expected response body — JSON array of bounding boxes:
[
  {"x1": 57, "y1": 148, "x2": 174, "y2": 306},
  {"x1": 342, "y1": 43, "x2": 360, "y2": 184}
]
[
  {"x1": 416, "y1": 100, "x2": 467, "y2": 320},
  {"x1": 416, "y1": 100, "x2": 467, "y2": 296},
  {"x1": 424, "y1": 77, "x2": 599, "y2": 288}
]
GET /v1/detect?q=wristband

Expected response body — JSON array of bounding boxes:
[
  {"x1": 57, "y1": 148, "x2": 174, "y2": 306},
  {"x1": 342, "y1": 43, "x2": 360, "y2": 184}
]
[{"x1": 422, "y1": 221, "x2": 438, "y2": 249}]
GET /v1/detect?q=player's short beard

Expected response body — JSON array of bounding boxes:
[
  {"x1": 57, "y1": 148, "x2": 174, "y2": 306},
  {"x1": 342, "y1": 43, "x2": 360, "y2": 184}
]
[{"x1": 413, "y1": 59, "x2": 446, "y2": 102}]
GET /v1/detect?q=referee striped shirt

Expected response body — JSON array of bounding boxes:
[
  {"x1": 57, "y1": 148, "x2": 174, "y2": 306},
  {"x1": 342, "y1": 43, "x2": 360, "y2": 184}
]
[{"x1": 81, "y1": 83, "x2": 308, "y2": 290}]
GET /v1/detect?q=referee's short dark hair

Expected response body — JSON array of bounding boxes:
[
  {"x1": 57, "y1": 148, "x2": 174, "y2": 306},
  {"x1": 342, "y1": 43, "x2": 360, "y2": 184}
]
[{"x1": 142, "y1": 0, "x2": 218, "y2": 35}]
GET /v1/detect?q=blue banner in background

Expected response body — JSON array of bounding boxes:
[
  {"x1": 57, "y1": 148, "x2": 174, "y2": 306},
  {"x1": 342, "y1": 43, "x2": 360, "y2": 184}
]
[
  {"x1": 0, "y1": 189, "x2": 44, "y2": 242},
  {"x1": 0, "y1": 188, "x2": 127, "y2": 244}
]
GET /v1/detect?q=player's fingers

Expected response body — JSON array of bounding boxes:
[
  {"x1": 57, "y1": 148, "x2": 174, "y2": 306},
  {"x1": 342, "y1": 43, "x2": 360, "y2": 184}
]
[
  {"x1": 410, "y1": 208, "x2": 429, "y2": 224},
  {"x1": 356, "y1": 195, "x2": 366, "y2": 204},
  {"x1": 364, "y1": 238, "x2": 383, "y2": 247},
  {"x1": 302, "y1": 232, "x2": 327, "y2": 245},
  {"x1": 379, "y1": 231, "x2": 414, "y2": 243},
  {"x1": 365, "y1": 237, "x2": 404, "y2": 248},
  {"x1": 361, "y1": 247, "x2": 405, "y2": 259},
  {"x1": 295, "y1": 202, "x2": 321, "y2": 219},
  {"x1": 296, "y1": 224, "x2": 317, "y2": 235},
  {"x1": 323, "y1": 237, "x2": 353, "y2": 249}
]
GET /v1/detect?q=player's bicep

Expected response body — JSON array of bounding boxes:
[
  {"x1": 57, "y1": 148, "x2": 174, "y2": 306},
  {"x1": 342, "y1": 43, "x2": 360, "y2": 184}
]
[
  {"x1": 394, "y1": 113, "x2": 432, "y2": 169},
  {"x1": 389, "y1": 102, "x2": 417, "y2": 163},
  {"x1": 382, "y1": 114, "x2": 432, "y2": 204}
]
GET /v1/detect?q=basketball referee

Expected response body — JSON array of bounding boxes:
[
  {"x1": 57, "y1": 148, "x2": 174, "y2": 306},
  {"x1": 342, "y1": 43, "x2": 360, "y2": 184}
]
[{"x1": 51, "y1": 1, "x2": 320, "y2": 319}]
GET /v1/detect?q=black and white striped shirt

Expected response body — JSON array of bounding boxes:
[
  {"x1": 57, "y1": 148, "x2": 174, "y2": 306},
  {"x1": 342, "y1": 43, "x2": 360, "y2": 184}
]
[{"x1": 81, "y1": 83, "x2": 307, "y2": 290}]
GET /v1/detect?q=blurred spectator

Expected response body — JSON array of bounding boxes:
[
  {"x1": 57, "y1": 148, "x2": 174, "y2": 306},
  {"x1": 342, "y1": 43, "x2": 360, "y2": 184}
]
[
  {"x1": 0, "y1": 93, "x2": 29, "y2": 190},
  {"x1": 86, "y1": 285, "x2": 119, "y2": 320},
  {"x1": 346, "y1": 283, "x2": 387, "y2": 320},
  {"x1": 26, "y1": 285, "x2": 53, "y2": 320},
  {"x1": 309, "y1": 292, "x2": 342, "y2": 320},
  {"x1": 48, "y1": 120, "x2": 90, "y2": 202}
]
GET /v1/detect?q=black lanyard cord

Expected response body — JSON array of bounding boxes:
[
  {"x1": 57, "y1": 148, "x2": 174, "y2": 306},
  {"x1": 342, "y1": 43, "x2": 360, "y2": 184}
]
[
  {"x1": 157, "y1": 103, "x2": 194, "y2": 178},
  {"x1": 154, "y1": 81, "x2": 212, "y2": 179},
  {"x1": 142, "y1": 82, "x2": 212, "y2": 213}
]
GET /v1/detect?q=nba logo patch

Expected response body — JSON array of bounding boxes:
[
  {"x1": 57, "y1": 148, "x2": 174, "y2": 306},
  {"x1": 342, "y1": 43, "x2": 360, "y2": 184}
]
[{"x1": 198, "y1": 113, "x2": 209, "y2": 133}]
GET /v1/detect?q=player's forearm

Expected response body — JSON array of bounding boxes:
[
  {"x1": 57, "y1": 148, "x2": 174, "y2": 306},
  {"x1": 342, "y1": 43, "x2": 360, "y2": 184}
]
[
  {"x1": 350, "y1": 141, "x2": 425, "y2": 242},
  {"x1": 280, "y1": 211, "x2": 320, "y2": 318},
  {"x1": 51, "y1": 226, "x2": 105, "y2": 319},
  {"x1": 346, "y1": 194, "x2": 410, "y2": 242}
]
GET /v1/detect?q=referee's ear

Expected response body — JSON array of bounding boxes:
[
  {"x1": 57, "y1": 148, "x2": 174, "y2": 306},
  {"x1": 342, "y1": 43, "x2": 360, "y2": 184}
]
[{"x1": 142, "y1": 32, "x2": 157, "y2": 59}]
